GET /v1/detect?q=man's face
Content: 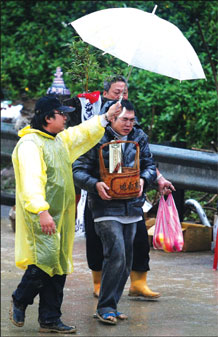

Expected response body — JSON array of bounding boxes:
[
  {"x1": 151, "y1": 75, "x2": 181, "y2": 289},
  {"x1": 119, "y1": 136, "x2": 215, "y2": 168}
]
[
  {"x1": 46, "y1": 111, "x2": 68, "y2": 133},
  {"x1": 111, "y1": 109, "x2": 135, "y2": 136},
  {"x1": 103, "y1": 81, "x2": 128, "y2": 100}
]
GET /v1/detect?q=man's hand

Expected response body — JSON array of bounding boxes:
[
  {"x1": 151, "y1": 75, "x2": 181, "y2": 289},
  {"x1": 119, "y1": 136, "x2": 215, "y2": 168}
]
[
  {"x1": 158, "y1": 176, "x2": 176, "y2": 195},
  {"x1": 96, "y1": 182, "x2": 112, "y2": 200},
  {"x1": 39, "y1": 210, "x2": 56, "y2": 235},
  {"x1": 106, "y1": 102, "x2": 122, "y2": 122}
]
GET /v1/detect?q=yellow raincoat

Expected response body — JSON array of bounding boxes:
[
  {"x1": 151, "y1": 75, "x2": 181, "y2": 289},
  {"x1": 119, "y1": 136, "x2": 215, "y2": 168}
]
[{"x1": 12, "y1": 116, "x2": 104, "y2": 277}]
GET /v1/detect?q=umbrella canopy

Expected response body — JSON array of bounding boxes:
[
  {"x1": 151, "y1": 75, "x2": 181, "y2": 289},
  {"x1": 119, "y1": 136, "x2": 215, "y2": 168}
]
[{"x1": 70, "y1": 7, "x2": 206, "y2": 81}]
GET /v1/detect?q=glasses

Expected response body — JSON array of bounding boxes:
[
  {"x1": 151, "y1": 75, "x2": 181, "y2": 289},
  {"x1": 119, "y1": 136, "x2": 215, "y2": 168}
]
[
  {"x1": 54, "y1": 111, "x2": 67, "y2": 117},
  {"x1": 119, "y1": 117, "x2": 135, "y2": 125}
]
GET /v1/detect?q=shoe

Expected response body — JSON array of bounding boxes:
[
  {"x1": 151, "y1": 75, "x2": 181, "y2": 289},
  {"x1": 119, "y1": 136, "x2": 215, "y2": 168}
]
[
  {"x1": 39, "y1": 319, "x2": 76, "y2": 334},
  {"x1": 129, "y1": 271, "x2": 160, "y2": 299},
  {"x1": 9, "y1": 300, "x2": 26, "y2": 327},
  {"x1": 116, "y1": 311, "x2": 128, "y2": 320},
  {"x1": 92, "y1": 271, "x2": 102, "y2": 298},
  {"x1": 96, "y1": 311, "x2": 117, "y2": 325}
]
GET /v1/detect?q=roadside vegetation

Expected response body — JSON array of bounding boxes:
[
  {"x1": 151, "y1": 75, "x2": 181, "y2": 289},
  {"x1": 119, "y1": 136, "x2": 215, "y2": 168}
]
[{"x1": 1, "y1": 1, "x2": 217, "y2": 223}]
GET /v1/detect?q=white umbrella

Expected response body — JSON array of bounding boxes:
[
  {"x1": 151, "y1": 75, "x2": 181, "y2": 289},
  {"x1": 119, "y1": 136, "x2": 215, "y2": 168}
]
[{"x1": 70, "y1": 6, "x2": 206, "y2": 81}]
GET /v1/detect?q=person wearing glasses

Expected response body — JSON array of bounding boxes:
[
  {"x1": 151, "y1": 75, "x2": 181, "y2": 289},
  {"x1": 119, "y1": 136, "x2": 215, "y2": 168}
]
[
  {"x1": 65, "y1": 75, "x2": 175, "y2": 301},
  {"x1": 73, "y1": 99, "x2": 157, "y2": 324},
  {"x1": 9, "y1": 95, "x2": 122, "y2": 334}
]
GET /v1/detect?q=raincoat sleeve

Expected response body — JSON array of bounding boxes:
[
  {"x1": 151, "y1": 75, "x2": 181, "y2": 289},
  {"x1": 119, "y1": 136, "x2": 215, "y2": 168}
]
[
  {"x1": 59, "y1": 115, "x2": 105, "y2": 163},
  {"x1": 16, "y1": 140, "x2": 49, "y2": 214}
]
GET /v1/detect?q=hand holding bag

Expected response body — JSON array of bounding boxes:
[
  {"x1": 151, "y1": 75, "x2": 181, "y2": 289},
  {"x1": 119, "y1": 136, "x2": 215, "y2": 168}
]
[{"x1": 153, "y1": 193, "x2": 184, "y2": 252}]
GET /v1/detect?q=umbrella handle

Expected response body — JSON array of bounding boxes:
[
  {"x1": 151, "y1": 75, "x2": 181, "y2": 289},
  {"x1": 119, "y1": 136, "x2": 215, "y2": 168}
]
[
  {"x1": 118, "y1": 93, "x2": 123, "y2": 104},
  {"x1": 118, "y1": 65, "x2": 133, "y2": 104},
  {"x1": 118, "y1": 65, "x2": 133, "y2": 117}
]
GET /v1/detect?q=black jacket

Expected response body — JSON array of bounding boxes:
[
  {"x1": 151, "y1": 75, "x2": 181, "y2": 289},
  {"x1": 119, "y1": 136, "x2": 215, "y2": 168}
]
[{"x1": 73, "y1": 126, "x2": 157, "y2": 219}]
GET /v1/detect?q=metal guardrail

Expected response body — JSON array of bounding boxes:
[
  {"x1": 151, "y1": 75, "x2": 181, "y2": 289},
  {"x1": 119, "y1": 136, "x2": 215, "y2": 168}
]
[
  {"x1": 1, "y1": 130, "x2": 218, "y2": 205},
  {"x1": 1, "y1": 192, "x2": 15, "y2": 206},
  {"x1": 1, "y1": 129, "x2": 19, "y2": 162},
  {"x1": 150, "y1": 144, "x2": 218, "y2": 194}
]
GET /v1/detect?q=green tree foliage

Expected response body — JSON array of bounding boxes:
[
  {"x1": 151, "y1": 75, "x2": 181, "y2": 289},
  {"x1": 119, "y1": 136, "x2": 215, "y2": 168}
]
[{"x1": 1, "y1": 0, "x2": 217, "y2": 149}]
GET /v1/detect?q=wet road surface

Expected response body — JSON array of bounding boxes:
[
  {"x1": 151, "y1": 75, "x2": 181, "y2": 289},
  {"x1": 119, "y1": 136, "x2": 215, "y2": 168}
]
[{"x1": 1, "y1": 210, "x2": 218, "y2": 336}]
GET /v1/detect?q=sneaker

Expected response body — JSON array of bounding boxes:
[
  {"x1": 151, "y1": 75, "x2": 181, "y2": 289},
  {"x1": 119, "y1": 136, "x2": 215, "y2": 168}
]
[
  {"x1": 9, "y1": 300, "x2": 26, "y2": 327},
  {"x1": 39, "y1": 319, "x2": 76, "y2": 334}
]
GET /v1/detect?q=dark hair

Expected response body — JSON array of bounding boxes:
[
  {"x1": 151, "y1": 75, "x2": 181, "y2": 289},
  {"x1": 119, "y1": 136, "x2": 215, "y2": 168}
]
[
  {"x1": 30, "y1": 110, "x2": 55, "y2": 129},
  {"x1": 30, "y1": 95, "x2": 75, "y2": 129},
  {"x1": 105, "y1": 99, "x2": 135, "y2": 113},
  {"x1": 103, "y1": 75, "x2": 128, "y2": 92},
  {"x1": 120, "y1": 99, "x2": 135, "y2": 111}
]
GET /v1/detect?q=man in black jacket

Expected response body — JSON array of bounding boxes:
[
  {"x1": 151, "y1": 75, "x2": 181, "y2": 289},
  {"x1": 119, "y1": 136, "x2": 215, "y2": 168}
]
[
  {"x1": 65, "y1": 75, "x2": 175, "y2": 299},
  {"x1": 73, "y1": 100, "x2": 157, "y2": 324}
]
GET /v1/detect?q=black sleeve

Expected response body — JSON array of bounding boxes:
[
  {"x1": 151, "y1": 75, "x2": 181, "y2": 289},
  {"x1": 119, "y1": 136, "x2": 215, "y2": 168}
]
[
  {"x1": 73, "y1": 146, "x2": 100, "y2": 194},
  {"x1": 138, "y1": 133, "x2": 157, "y2": 187}
]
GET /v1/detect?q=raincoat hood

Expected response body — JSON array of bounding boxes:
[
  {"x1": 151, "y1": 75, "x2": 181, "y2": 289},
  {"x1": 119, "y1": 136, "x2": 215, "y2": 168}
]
[{"x1": 18, "y1": 125, "x2": 55, "y2": 140}]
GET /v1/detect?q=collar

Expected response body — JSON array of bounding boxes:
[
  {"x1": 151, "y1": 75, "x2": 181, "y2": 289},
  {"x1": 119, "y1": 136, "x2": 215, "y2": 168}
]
[
  {"x1": 39, "y1": 126, "x2": 57, "y2": 137},
  {"x1": 107, "y1": 126, "x2": 128, "y2": 141}
]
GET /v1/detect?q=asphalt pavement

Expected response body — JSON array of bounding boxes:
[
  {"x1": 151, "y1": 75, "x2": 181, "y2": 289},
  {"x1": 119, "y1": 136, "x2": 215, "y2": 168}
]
[{"x1": 1, "y1": 206, "x2": 218, "y2": 336}]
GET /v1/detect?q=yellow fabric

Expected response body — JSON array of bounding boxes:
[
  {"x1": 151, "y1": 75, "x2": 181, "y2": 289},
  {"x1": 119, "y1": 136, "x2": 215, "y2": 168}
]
[{"x1": 12, "y1": 116, "x2": 104, "y2": 276}]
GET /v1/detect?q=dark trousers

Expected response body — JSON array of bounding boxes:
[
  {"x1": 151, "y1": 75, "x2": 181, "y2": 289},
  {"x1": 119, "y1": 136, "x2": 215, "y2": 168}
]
[
  {"x1": 95, "y1": 220, "x2": 137, "y2": 314},
  {"x1": 84, "y1": 202, "x2": 150, "y2": 272},
  {"x1": 12, "y1": 265, "x2": 66, "y2": 323}
]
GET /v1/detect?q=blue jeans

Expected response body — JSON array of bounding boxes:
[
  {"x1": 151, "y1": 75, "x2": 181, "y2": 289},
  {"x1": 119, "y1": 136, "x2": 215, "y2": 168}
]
[
  {"x1": 94, "y1": 220, "x2": 137, "y2": 315},
  {"x1": 85, "y1": 201, "x2": 150, "y2": 271},
  {"x1": 12, "y1": 265, "x2": 66, "y2": 323}
]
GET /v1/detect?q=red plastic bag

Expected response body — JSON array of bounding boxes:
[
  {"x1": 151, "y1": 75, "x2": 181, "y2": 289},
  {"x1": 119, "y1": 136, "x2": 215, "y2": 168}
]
[{"x1": 153, "y1": 193, "x2": 184, "y2": 252}]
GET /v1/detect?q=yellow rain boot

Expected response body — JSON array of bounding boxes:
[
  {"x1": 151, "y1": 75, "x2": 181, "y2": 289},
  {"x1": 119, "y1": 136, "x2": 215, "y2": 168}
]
[
  {"x1": 92, "y1": 270, "x2": 102, "y2": 298},
  {"x1": 128, "y1": 271, "x2": 160, "y2": 299}
]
